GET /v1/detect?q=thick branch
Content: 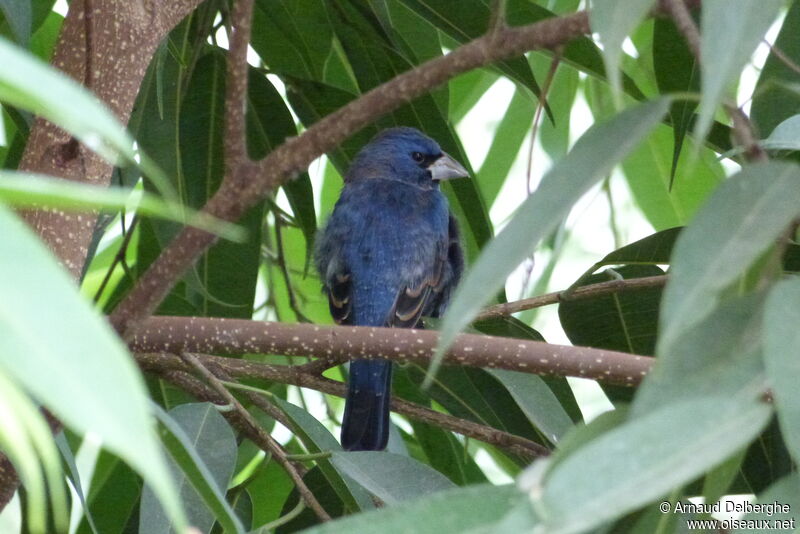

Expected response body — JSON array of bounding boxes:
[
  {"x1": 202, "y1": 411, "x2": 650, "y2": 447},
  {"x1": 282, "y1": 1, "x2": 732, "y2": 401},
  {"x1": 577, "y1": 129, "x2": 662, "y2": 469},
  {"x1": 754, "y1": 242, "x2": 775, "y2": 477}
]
[
  {"x1": 130, "y1": 316, "x2": 653, "y2": 386},
  {"x1": 136, "y1": 352, "x2": 551, "y2": 459},
  {"x1": 477, "y1": 275, "x2": 668, "y2": 320}
]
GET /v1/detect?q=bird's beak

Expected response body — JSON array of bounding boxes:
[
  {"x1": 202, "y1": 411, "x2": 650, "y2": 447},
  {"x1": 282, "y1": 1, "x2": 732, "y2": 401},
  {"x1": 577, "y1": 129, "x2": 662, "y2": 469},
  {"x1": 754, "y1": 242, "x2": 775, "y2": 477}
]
[{"x1": 429, "y1": 152, "x2": 469, "y2": 181}]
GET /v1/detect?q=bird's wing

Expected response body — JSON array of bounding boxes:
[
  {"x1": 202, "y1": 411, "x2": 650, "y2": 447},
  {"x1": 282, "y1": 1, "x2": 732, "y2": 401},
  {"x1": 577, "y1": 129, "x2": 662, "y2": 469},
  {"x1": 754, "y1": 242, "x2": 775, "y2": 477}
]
[
  {"x1": 388, "y1": 213, "x2": 463, "y2": 327},
  {"x1": 327, "y1": 270, "x2": 353, "y2": 325},
  {"x1": 427, "y1": 213, "x2": 464, "y2": 319}
]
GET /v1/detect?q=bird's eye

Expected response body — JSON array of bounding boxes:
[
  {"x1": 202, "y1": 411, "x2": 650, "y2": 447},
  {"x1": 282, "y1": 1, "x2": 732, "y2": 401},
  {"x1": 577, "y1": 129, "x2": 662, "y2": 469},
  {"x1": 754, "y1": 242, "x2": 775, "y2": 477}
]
[{"x1": 411, "y1": 151, "x2": 424, "y2": 163}]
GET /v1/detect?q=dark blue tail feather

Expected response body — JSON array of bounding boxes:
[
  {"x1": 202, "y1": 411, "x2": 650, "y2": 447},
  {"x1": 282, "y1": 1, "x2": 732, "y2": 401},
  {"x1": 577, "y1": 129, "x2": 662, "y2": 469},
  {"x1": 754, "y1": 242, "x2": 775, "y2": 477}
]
[{"x1": 341, "y1": 359, "x2": 392, "y2": 451}]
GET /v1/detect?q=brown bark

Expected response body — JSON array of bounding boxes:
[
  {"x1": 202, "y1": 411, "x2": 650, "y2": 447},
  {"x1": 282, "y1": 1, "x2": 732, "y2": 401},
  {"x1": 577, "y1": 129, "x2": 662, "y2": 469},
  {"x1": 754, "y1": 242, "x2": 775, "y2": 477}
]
[{"x1": 17, "y1": 0, "x2": 203, "y2": 277}]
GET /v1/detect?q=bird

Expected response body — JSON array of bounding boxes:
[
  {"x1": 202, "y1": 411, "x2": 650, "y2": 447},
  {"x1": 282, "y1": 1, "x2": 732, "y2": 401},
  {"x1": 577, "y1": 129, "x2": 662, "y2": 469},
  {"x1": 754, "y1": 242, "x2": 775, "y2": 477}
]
[{"x1": 315, "y1": 127, "x2": 468, "y2": 451}]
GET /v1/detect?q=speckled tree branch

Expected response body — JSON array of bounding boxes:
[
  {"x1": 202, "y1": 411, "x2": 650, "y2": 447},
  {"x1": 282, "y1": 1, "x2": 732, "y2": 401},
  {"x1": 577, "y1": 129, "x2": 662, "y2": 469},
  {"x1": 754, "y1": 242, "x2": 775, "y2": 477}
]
[
  {"x1": 137, "y1": 351, "x2": 551, "y2": 459},
  {"x1": 130, "y1": 316, "x2": 654, "y2": 386}
]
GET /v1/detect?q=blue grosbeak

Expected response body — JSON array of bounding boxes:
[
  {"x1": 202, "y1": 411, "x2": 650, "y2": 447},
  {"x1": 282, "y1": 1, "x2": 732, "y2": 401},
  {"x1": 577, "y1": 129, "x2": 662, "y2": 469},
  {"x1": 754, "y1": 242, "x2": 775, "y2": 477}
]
[{"x1": 315, "y1": 127, "x2": 468, "y2": 451}]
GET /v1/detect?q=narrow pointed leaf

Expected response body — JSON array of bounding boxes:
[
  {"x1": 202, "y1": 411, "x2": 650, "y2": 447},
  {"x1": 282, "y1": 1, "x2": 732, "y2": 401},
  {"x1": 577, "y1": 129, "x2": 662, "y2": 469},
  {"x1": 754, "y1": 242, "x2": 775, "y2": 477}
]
[
  {"x1": 590, "y1": 0, "x2": 655, "y2": 102},
  {"x1": 696, "y1": 0, "x2": 783, "y2": 141},
  {"x1": 140, "y1": 403, "x2": 243, "y2": 534},
  {"x1": 331, "y1": 452, "x2": 455, "y2": 505},
  {"x1": 0, "y1": 171, "x2": 244, "y2": 241},
  {"x1": 0, "y1": 204, "x2": 184, "y2": 529},
  {"x1": 298, "y1": 484, "x2": 528, "y2": 534},
  {"x1": 751, "y1": 1, "x2": 800, "y2": 137}
]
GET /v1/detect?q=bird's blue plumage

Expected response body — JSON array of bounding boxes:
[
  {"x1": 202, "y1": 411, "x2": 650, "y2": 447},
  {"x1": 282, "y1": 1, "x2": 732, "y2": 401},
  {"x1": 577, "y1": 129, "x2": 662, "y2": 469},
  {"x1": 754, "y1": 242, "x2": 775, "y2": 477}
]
[{"x1": 315, "y1": 127, "x2": 466, "y2": 451}]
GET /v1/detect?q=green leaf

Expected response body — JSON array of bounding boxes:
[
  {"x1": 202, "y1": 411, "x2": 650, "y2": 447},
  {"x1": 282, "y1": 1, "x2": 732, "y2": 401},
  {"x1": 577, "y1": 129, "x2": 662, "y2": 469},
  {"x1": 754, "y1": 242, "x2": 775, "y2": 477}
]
[
  {"x1": 404, "y1": 365, "x2": 548, "y2": 454},
  {"x1": 391, "y1": 372, "x2": 488, "y2": 486},
  {"x1": 743, "y1": 474, "x2": 800, "y2": 525},
  {"x1": 0, "y1": 0, "x2": 31, "y2": 45},
  {"x1": 0, "y1": 204, "x2": 184, "y2": 529},
  {"x1": 652, "y1": 17, "x2": 699, "y2": 181},
  {"x1": 449, "y1": 68, "x2": 498, "y2": 124},
  {"x1": 393, "y1": 0, "x2": 545, "y2": 107},
  {"x1": 760, "y1": 114, "x2": 800, "y2": 151},
  {"x1": 586, "y1": 82, "x2": 724, "y2": 231},
  {"x1": 0, "y1": 369, "x2": 68, "y2": 533},
  {"x1": 590, "y1": 0, "x2": 655, "y2": 103},
  {"x1": 246, "y1": 59, "x2": 317, "y2": 256},
  {"x1": 178, "y1": 50, "x2": 265, "y2": 318},
  {"x1": 0, "y1": 171, "x2": 244, "y2": 241},
  {"x1": 56, "y1": 434, "x2": 100, "y2": 534},
  {"x1": 75, "y1": 453, "x2": 141, "y2": 534},
  {"x1": 701, "y1": 447, "x2": 746, "y2": 509},
  {"x1": 298, "y1": 484, "x2": 529, "y2": 534},
  {"x1": 764, "y1": 278, "x2": 800, "y2": 466},
  {"x1": 560, "y1": 265, "x2": 663, "y2": 405},
  {"x1": 476, "y1": 87, "x2": 535, "y2": 207},
  {"x1": 274, "y1": 466, "x2": 347, "y2": 532},
  {"x1": 268, "y1": 395, "x2": 375, "y2": 513},
  {"x1": 696, "y1": 0, "x2": 783, "y2": 141},
  {"x1": 658, "y1": 161, "x2": 800, "y2": 353},
  {"x1": 330, "y1": 451, "x2": 455, "y2": 505},
  {"x1": 751, "y1": 0, "x2": 800, "y2": 137},
  {"x1": 635, "y1": 293, "x2": 767, "y2": 416},
  {"x1": 559, "y1": 265, "x2": 663, "y2": 357},
  {"x1": 140, "y1": 403, "x2": 243, "y2": 534},
  {"x1": 247, "y1": 458, "x2": 294, "y2": 529},
  {"x1": 0, "y1": 37, "x2": 170, "y2": 193},
  {"x1": 434, "y1": 98, "x2": 670, "y2": 379},
  {"x1": 251, "y1": 0, "x2": 333, "y2": 84},
  {"x1": 533, "y1": 54, "x2": 580, "y2": 161},
  {"x1": 538, "y1": 396, "x2": 772, "y2": 534},
  {"x1": 587, "y1": 227, "x2": 681, "y2": 271},
  {"x1": 29, "y1": 9, "x2": 61, "y2": 61},
  {"x1": 487, "y1": 369, "x2": 574, "y2": 445}
]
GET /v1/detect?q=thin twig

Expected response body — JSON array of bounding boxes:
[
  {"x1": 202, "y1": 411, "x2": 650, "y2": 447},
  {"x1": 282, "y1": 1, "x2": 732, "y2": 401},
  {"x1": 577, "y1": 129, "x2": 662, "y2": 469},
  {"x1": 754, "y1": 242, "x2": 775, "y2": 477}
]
[
  {"x1": 661, "y1": 0, "x2": 700, "y2": 59},
  {"x1": 764, "y1": 40, "x2": 800, "y2": 76},
  {"x1": 478, "y1": 275, "x2": 668, "y2": 320},
  {"x1": 662, "y1": 0, "x2": 768, "y2": 163},
  {"x1": 93, "y1": 216, "x2": 139, "y2": 303},
  {"x1": 177, "y1": 352, "x2": 331, "y2": 522},
  {"x1": 137, "y1": 352, "x2": 551, "y2": 459},
  {"x1": 489, "y1": 0, "x2": 507, "y2": 34}
]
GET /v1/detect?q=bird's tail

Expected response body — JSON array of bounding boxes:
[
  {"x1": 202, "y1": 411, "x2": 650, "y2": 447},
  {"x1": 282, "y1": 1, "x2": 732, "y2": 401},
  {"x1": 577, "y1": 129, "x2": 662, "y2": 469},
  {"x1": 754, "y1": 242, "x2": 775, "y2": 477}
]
[{"x1": 341, "y1": 359, "x2": 392, "y2": 451}]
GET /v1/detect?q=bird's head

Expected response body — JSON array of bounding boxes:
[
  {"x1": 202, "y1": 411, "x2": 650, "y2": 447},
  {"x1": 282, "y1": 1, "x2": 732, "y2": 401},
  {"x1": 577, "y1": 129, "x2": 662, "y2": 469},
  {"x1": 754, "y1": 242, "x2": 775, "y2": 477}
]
[{"x1": 345, "y1": 127, "x2": 469, "y2": 189}]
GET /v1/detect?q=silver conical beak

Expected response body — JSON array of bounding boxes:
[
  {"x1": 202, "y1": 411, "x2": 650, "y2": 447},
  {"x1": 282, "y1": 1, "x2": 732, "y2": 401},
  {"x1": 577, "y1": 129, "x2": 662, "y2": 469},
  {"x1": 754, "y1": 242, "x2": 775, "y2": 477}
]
[{"x1": 428, "y1": 152, "x2": 469, "y2": 181}]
